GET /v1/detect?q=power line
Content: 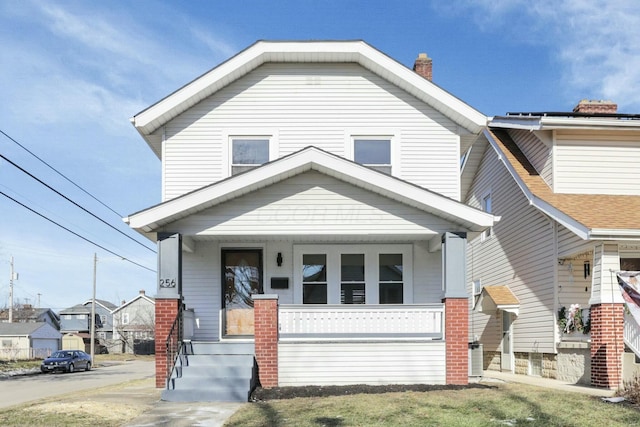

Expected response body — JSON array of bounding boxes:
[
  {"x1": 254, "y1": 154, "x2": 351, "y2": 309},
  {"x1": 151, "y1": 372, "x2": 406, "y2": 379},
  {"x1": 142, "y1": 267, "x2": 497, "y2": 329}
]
[
  {"x1": 0, "y1": 151, "x2": 156, "y2": 253},
  {"x1": 0, "y1": 190, "x2": 155, "y2": 273},
  {"x1": 0, "y1": 128, "x2": 123, "y2": 218}
]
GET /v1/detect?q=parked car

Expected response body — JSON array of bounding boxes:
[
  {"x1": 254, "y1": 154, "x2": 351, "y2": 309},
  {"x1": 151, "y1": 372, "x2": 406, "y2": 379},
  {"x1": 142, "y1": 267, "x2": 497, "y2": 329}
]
[{"x1": 41, "y1": 350, "x2": 92, "y2": 373}]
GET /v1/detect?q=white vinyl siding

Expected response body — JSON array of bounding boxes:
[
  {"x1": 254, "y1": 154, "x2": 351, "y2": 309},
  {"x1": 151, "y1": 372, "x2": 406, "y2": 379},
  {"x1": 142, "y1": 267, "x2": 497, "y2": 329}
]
[
  {"x1": 162, "y1": 63, "x2": 462, "y2": 201},
  {"x1": 181, "y1": 245, "x2": 221, "y2": 341},
  {"x1": 510, "y1": 129, "x2": 553, "y2": 187},
  {"x1": 278, "y1": 341, "x2": 446, "y2": 386},
  {"x1": 554, "y1": 130, "x2": 640, "y2": 195},
  {"x1": 467, "y1": 146, "x2": 556, "y2": 353},
  {"x1": 170, "y1": 171, "x2": 454, "y2": 239}
]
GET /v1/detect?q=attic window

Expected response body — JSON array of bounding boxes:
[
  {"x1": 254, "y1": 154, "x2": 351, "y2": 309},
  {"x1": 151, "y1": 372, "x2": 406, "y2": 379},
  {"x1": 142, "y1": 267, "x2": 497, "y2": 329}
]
[
  {"x1": 353, "y1": 138, "x2": 391, "y2": 174},
  {"x1": 231, "y1": 138, "x2": 270, "y2": 175}
]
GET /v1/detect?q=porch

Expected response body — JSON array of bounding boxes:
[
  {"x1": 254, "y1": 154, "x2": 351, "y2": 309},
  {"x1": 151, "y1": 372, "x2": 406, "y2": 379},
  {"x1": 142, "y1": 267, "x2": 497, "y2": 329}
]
[
  {"x1": 276, "y1": 303, "x2": 446, "y2": 386},
  {"x1": 160, "y1": 299, "x2": 465, "y2": 400}
]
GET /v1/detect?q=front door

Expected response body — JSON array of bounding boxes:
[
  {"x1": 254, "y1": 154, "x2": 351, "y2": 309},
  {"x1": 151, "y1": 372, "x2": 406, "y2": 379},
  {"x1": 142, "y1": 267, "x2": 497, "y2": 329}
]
[
  {"x1": 501, "y1": 311, "x2": 513, "y2": 371},
  {"x1": 222, "y1": 249, "x2": 263, "y2": 337}
]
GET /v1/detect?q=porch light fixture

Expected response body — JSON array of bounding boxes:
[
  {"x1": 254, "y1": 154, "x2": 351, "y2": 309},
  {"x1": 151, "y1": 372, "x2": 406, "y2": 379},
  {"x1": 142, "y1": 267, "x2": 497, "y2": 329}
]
[
  {"x1": 584, "y1": 261, "x2": 591, "y2": 278},
  {"x1": 277, "y1": 252, "x2": 283, "y2": 267}
]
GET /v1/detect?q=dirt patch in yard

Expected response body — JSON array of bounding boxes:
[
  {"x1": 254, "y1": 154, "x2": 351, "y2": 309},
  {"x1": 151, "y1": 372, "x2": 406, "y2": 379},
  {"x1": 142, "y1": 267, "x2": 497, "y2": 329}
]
[{"x1": 251, "y1": 382, "x2": 494, "y2": 401}]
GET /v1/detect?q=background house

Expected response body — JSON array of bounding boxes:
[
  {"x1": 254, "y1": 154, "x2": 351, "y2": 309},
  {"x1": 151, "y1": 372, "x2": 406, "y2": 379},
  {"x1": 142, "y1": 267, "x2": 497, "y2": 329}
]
[
  {"x1": 59, "y1": 299, "x2": 116, "y2": 353},
  {"x1": 0, "y1": 304, "x2": 60, "y2": 330},
  {"x1": 127, "y1": 40, "x2": 497, "y2": 401},
  {"x1": 112, "y1": 290, "x2": 155, "y2": 354},
  {"x1": 0, "y1": 322, "x2": 61, "y2": 360},
  {"x1": 464, "y1": 100, "x2": 640, "y2": 389}
]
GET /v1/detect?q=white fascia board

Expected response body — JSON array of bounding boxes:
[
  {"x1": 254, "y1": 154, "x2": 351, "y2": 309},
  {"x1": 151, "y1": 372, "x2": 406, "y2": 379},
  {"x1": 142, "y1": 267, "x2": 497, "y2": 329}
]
[
  {"x1": 483, "y1": 129, "x2": 590, "y2": 240},
  {"x1": 127, "y1": 147, "x2": 496, "y2": 233},
  {"x1": 131, "y1": 41, "x2": 487, "y2": 138},
  {"x1": 588, "y1": 229, "x2": 640, "y2": 240},
  {"x1": 540, "y1": 116, "x2": 640, "y2": 130},
  {"x1": 489, "y1": 116, "x2": 542, "y2": 130}
]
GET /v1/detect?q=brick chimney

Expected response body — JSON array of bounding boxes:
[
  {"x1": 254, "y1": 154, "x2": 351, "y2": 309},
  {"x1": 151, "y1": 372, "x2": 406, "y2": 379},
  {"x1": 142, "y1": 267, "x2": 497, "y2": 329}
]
[
  {"x1": 413, "y1": 53, "x2": 432, "y2": 81},
  {"x1": 139, "y1": 289, "x2": 146, "y2": 295},
  {"x1": 573, "y1": 99, "x2": 617, "y2": 114}
]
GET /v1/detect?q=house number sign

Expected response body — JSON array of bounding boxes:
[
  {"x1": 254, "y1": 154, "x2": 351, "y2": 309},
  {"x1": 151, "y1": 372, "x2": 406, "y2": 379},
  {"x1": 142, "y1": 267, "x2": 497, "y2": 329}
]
[{"x1": 159, "y1": 278, "x2": 177, "y2": 288}]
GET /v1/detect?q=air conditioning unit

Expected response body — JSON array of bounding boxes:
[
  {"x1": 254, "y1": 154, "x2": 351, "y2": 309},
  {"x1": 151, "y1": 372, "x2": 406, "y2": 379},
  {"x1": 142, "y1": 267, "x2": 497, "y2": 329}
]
[{"x1": 469, "y1": 343, "x2": 483, "y2": 377}]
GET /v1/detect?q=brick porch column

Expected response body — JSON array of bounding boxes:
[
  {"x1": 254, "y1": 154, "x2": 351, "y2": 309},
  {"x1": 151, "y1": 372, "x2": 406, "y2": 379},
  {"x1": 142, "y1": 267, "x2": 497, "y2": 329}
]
[
  {"x1": 253, "y1": 294, "x2": 279, "y2": 388},
  {"x1": 444, "y1": 298, "x2": 469, "y2": 385},
  {"x1": 590, "y1": 303, "x2": 624, "y2": 389},
  {"x1": 154, "y1": 298, "x2": 181, "y2": 388}
]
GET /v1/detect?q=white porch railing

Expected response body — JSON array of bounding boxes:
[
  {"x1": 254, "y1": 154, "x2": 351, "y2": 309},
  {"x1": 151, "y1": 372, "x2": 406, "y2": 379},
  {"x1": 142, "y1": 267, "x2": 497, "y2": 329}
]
[
  {"x1": 624, "y1": 311, "x2": 640, "y2": 359},
  {"x1": 279, "y1": 304, "x2": 444, "y2": 341}
]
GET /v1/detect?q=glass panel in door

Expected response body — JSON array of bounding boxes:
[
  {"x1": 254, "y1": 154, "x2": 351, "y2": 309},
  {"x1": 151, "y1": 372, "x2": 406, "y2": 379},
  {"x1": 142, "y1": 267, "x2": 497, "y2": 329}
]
[{"x1": 223, "y1": 249, "x2": 263, "y2": 336}]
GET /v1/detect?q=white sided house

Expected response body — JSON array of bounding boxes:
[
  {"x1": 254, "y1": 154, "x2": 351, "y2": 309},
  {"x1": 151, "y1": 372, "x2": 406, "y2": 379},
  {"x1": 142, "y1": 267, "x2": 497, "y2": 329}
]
[
  {"x1": 127, "y1": 40, "x2": 497, "y2": 402},
  {"x1": 464, "y1": 100, "x2": 640, "y2": 389},
  {"x1": 0, "y1": 322, "x2": 61, "y2": 360},
  {"x1": 112, "y1": 290, "x2": 155, "y2": 354}
]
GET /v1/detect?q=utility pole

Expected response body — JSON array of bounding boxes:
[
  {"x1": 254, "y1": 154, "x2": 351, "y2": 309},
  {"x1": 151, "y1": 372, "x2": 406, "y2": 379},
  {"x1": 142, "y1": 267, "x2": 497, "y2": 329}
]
[
  {"x1": 90, "y1": 253, "x2": 97, "y2": 366},
  {"x1": 9, "y1": 256, "x2": 18, "y2": 323},
  {"x1": 37, "y1": 293, "x2": 41, "y2": 308}
]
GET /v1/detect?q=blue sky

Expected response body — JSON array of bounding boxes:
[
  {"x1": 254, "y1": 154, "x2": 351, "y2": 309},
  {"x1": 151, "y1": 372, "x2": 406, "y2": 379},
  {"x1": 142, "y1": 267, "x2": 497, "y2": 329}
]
[{"x1": 1, "y1": 0, "x2": 639, "y2": 311}]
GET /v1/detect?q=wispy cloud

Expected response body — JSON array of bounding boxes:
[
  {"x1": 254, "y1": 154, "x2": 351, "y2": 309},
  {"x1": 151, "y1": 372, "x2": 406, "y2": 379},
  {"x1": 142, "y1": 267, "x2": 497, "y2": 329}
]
[
  {"x1": 0, "y1": 1, "x2": 238, "y2": 134},
  {"x1": 436, "y1": 0, "x2": 640, "y2": 111}
]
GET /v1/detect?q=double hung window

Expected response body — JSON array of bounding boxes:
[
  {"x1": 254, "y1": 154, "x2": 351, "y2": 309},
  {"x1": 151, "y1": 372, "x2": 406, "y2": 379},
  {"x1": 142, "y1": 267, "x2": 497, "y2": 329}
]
[
  {"x1": 231, "y1": 138, "x2": 269, "y2": 175},
  {"x1": 302, "y1": 254, "x2": 328, "y2": 304},
  {"x1": 379, "y1": 254, "x2": 403, "y2": 304},
  {"x1": 481, "y1": 192, "x2": 492, "y2": 240},
  {"x1": 341, "y1": 254, "x2": 366, "y2": 304},
  {"x1": 353, "y1": 138, "x2": 392, "y2": 174}
]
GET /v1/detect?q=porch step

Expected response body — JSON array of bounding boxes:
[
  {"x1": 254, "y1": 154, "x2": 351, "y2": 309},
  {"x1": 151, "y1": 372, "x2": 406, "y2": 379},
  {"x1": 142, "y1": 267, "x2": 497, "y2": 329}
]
[{"x1": 162, "y1": 341, "x2": 257, "y2": 403}]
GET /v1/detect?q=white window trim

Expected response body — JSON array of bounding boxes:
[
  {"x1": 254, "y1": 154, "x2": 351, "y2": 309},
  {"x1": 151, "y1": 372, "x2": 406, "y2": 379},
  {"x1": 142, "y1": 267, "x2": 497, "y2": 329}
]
[
  {"x1": 293, "y1": 244, "x2": 413, "y2": 304},
  {"x1": 223, "y1": 130, "x2": 278, "y2": 178},
  {"x1": 345, "y1": 132, "x2": 398, "y2": 175}
]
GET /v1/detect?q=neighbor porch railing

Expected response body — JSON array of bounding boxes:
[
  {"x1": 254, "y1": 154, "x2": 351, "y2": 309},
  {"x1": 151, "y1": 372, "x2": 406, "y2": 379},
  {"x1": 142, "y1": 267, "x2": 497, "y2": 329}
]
[
  {"x1": 624, "y1": 310, "x2": 640, "y2": 359},
  {"x1": 278, "y1": 304, "x2": 444, "y2": 340}
]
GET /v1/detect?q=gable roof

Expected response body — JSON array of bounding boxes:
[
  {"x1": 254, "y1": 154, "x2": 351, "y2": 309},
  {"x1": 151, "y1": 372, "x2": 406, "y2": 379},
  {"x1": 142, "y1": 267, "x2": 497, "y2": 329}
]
[
  {"x1": 126, "y1": 146, "x2": 497, "y2": 236},
  {"x1": 131, "y1": 40, "x2": 487, "y2": 157},
  {"x1": 111, "y1": 293, "x2": 155, "y2": 314},
  {"x1": 475, "y1": 285, "x2": 520, "y2": 316},
  {"x1": 485, "y1": 128, "x2": 640, "y2": 240},
  {"x1": 0, "y1": 322, "x2": 49, "y2": 336},
  {"x1": 83, "y1": 299, "x2": 117, "y2": 311}
]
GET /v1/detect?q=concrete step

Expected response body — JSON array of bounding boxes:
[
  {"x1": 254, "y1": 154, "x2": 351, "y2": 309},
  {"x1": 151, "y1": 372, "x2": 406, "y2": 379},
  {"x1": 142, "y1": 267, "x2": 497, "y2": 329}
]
[
  {"x1": 174, "y1": 364, "x2": 254, "y2": 379},
  {"x1": 187, "y1": 341, "x2": 254, "y2": 355},
  {"x1": 162, "y1": 385, "x2": 249, "y2": 402},
  {"x1": 169, "y1": 374, "x2": 253, "y2": 391},
  {"x1": 178, "y1": 354, "x2": 255, "y2": 367}
]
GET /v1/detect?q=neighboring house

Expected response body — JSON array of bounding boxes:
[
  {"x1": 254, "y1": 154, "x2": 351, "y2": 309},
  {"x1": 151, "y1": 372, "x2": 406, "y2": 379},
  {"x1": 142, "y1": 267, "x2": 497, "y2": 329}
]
[
  {"x1": 59, "y1": 299, "x2": 116, "y2": 340},
  {"x1": 0, "y1": 305, "x2": 60, "y2": 329},
  {"x1": 464, "y1": 100, "x2": 640, "y2": 389},
  {"x1": 126, "y1": 40, "x2": 497, "y2": 400},
  {"x1": 84, "y1": 299, "x2": 117, "y2": 340},
  {"x1": 112, "y1": 290, "x2": 155, "y2": 354},
  {"x1": 0, "y1": 322, "x2": 61, "y2": 360}
]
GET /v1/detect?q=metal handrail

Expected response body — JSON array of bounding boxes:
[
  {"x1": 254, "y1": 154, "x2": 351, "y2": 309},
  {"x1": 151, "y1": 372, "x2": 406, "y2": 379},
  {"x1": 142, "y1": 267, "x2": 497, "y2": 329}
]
[{"x1": 165, "y1": 302, "x2": 183, "y2": 389}]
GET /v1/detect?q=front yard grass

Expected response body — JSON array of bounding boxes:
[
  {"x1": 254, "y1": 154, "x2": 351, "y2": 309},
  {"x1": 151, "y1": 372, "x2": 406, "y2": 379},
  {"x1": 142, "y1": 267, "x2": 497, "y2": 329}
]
[{"x1": 225, "y1": 382, "x2": 640, "y2": 427}]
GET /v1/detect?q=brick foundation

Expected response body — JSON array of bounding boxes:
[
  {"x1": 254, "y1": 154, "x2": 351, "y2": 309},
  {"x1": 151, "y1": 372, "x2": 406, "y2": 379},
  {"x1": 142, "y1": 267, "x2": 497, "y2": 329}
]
[
  {"x1": 154, "y1": 298, "x2": 180, "y2": 388},
  {"x1": 590, "y1": 303, "x2": 624, "y2": 389},
  {"x1": 444, "y1": 298, "x2": 469, "y2": 385},
  {"x1": 254, "y1": 295, "x2": 279, "y2": 388}
]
